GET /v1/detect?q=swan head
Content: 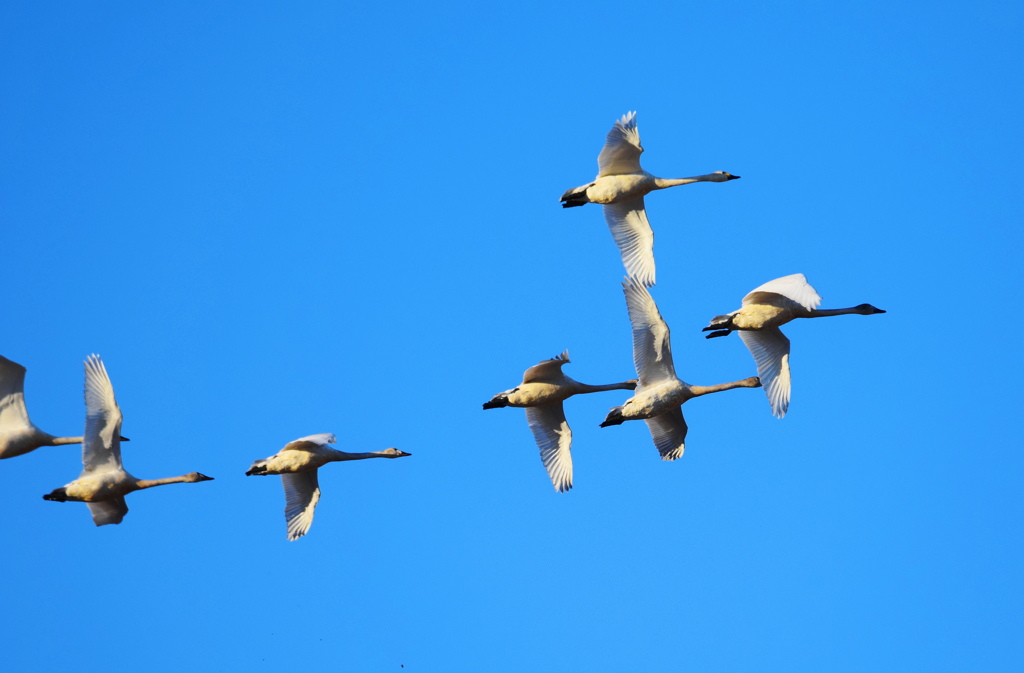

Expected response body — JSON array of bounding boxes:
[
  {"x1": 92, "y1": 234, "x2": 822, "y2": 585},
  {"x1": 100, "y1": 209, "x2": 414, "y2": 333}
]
[
  {"x1": 382, "y1": 448, "x2": 412, "y2": 458},
  {"x1": 186, "y1": 472, "x2": 215, "y2": 482},
  {"x1": 711, "y1": 171, "x2": 740, "y2": 182},
  {"x1": 855, "y1": 304, "x2": 886, "y2": 315}
]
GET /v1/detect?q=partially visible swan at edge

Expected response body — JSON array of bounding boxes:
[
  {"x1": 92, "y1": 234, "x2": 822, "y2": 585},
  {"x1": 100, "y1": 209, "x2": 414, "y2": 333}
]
[
  {"x1": 703, "y1": 273, "x2": 886, "y2": 418},
  {"x1": 246, "y1": 433, "x2": 410, "y2": 541},
  {"x1": 560, "y1": 111, "x2": 740, "y2": 287},
  {"x1": 600, "y1": 277, "x2": 761, "y2": 460},
  {"x1": 42, "y1": 355, "x2": 212, "y2": 526},
  {"x1": 483, "y1": 350, "x2": 637, "y2": 492},
  {"x1": 1, "y1": 355, "x2": 84, "y2": 459}
]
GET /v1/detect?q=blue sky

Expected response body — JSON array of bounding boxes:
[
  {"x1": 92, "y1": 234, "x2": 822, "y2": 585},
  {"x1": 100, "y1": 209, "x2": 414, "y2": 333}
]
[{"x1": 2, "y1": 1, "x2": 1022, "y2": 671}]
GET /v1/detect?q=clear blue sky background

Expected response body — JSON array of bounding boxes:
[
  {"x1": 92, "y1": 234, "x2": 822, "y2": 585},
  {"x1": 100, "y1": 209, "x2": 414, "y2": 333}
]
[{"x1": 2, "y1": 1, "x2": 1022, "y2": 671}]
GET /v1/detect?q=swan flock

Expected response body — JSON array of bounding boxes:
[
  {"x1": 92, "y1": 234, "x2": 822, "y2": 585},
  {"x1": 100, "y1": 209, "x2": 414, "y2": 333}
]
[{"x1": 5, "y1": 110, "x2": 884, "y2": 536}]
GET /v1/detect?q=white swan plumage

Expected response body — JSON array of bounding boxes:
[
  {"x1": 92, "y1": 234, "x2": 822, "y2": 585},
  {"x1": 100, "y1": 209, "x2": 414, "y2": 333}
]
[
  {"x1": 560, "y1": 112, "x2": 740, "y2": 287},
  {"x1": 42, "y1": 355, "x2": 213, "y2": 526},
  {"x1": 601, "y1": 277, "x2": 761, "y2": 459},
  {"x1": 0, "y1": 355, "x2": 85, "y2": 459},
  {"x1": 246, "y1": 433, "x2": 410, "y2": 541},
  {"x1": 703, "y1": 273, "x2": 886, "y2": 418},
  {"x1": 483, "y1": 350, "x2": 637, "y2": 492}
]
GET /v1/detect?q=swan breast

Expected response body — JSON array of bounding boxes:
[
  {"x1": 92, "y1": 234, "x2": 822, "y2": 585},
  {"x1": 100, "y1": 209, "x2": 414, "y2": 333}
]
[
  {"x1": 621, "y1": 380, "x2": 686, "y2": 420},
  {"x1": 586, "y1": 173, "x2": 654, "y2": 204},
  {"x1": 505, "y1": 382, "x2": 572, "y2": 407},
  {"x1": 732, "y1": 304, "x2": 797, "y2": 331}
]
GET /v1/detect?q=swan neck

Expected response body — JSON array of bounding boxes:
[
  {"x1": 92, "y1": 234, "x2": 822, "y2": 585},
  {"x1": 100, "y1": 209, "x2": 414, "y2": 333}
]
[
  {"x1": 134, "y1": 475, "x2": 193, "y2": 489},
  {"x1": 49, "y1": 436, "x2": 83, "y2": 446},
  {"x1": 329, "y1": 450, "x2": 391, "y2": 462},
  {"x1": 688, "y1": 378, "x2": 759, "y2": 397},
  {"x1": 653, "y1": 176, "x2": 703, "y2": 189},
  {"x1": 575, "y1": 381, "x2": 636, "y2": 393},
  {"x1": 806, "y1": 306, "x2": 861, "y2": 317}
]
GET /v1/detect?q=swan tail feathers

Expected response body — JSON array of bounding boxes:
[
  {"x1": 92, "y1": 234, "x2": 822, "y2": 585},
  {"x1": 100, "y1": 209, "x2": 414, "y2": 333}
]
[
  {"x1": 560, "y1": 184, "x2": 592, "y2": 208},
  {"x1": 482, "y1": 393, "x2": 510, "y2": 410},
  {"x1": 245, "y1": 460, "x2": 270, "y2": 476},
  {"x1": 600, "y1": 407, "x2": 626, "y2": 427},
  {"x1": 703, "y1": 314, "x2": 735, "y2": 338},
  {"x1": 42, "y1": 487, "x2": 68, "y2": 502}
]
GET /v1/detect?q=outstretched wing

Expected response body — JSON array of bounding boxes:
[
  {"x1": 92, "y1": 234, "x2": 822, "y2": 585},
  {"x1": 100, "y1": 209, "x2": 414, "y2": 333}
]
[
  {"x1": 644, "y1": 407, "x2": 688, "y2": 461},
  {"x1": 522, "y1": 350, "x2": 570, "y2": 384},
  {"x1": 739, "y1": 328, "x2": 792, "y2": 418},
  {"x1": 82, "y1": 355, "x2": 124, "y2": 475},
  {"x1": 603, "y1": 198, "x2": 656, "y2": 288},
  {"x1": 597, "y1": 111, "x2": 643, "y2": 176},
  {"x1": 622, "y1": 276, "x2": 676, "y2": 385},
  {"x1": 0, "y1": 355, "x2": 31, "y2": 433},
  {"x1": 282, "y1": 470, "x2": 321, "y2": 541},
  {"x1": 525, "y1": 403, "x2": 573, "y2": 493},
  {"x1": 742, "y1": 273, "x2": 822, "y2": 311},
  {"x1": 283, "y1": 433, "x2": 336, "y2": 452},
  {"x1": 87, "y1": 498, "x2": 129, "y2": 526}
]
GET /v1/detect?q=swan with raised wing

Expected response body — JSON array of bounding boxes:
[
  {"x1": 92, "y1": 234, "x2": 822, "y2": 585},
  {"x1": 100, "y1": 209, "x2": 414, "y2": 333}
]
[
  {"x1": 42, "y1": 355, "x2": 212, "y2": 526},
  {"x1": 483, "y1": 350, "x2": 637, "y2": 492},
  {"x1": 600, "y1": 277, "x2": 760, "y2": 460},
  {"x1": 246, "y1": 434, "x2": 410, "y2": 541},
  {"x1": 1, "y1": 355, "x2": 84, "y2": 459},
  {"x1": 703, "y1": 273, "x2": 885, "y2": 418},
  {"x1": 560, "y1": 111, "x2": 740, "y2": 286}
]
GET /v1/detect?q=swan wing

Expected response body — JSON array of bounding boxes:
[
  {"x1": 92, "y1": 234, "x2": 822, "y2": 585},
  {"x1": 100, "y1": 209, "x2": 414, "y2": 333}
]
[
  {"x1": 742, "y1": 273, "x2": 822, "y2": 311},
  {"x1": 739, "y1": 328, "x2": 792, "y2": 418},
  {"x1": 82, "y1": 355, "x2": 124, "y2": 475},
  {"x1": 622, "y1": 276, "x2": 676, "y2": 385},
  {"x1": 597, "y1": 111, "x2": 643, "y2": 176},
  {"x1": 644, "y1": 407, "x2": 688, "y2": 461},
  {"x1": 87, "y1": 497, "x2": 128, "y2": 526},
  {"x1": 282, "y1": 469, "x2": 321, "y2": 541},
  {"x1": 603, "y1": 198, "x2": 656, "y2": 288},
  {"x1": 522, "y1": 350, "x2": 570, "y2": 384},
  {"x1": 525, "y1": 403, "x2": 573, "y2": 493},
  {"x1": 0, "y1": 355, "x2": 31, "y2": 432},
  {"x1": 283, "y1": 433, "x2": 336, "y2": 452}
]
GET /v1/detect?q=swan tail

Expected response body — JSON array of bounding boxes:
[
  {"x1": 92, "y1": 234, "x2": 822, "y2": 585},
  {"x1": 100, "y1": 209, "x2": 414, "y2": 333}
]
[
  {"x1": 482, "y1": 393, "x2": 510, "y2": 410},
  {"x1": 560, "y1": 184, "x2": 592, "y2": 208},
  {"x1": 42, "y1": 487, "x2": 69, "y2": 502},
  {"x1": 600, "y1": 407, "x2": 626, "y2": 427},
  {"x1": 703, "y1": 314, "x2": 735, "y2": 338},
  {"x1": 245, "y1": 460, "x2": 270, "y2": 476}
]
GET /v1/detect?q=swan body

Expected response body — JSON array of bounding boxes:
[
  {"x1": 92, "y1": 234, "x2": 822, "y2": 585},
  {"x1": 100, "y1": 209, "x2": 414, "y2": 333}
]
[
  {"x1": 601, "y1": 277, "x2": 760, "y2": 460},
  {"x1": 560, "y1": 111, "x2": 740, "y2": 286},
  {"x1": 41, "y1": 355, "x2": 213, "y2": 526},
  {"x1": 0, "y1": 355, "x2": 84, "y2": 459},
  {"x1": 246, "y1": 433, "x2": 410, "y2": 541},
  {"x1": 703, "y1": 273, "x2": 886, "y2": 418},
  {"x1": 483, "y1": 350, "x2": 637, "y2": 492}
]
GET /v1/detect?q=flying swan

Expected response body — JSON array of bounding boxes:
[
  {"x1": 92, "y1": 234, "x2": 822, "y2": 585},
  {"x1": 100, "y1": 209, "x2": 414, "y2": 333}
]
[
  {"x1": 246, "y1": 434, "x2": 410, "y2": 541},
  {"x1": 703, "y1": 273, "x2": 885, "y2": 418},
  {"x1": 483, "y1": 350, "x2": 637, "y2": 492},
  {"x1": 42, "y1": 355, "x2": 212, "y2": 526},
  {"x1": 1, "y1": 355, "x2": 85, "y2": 459},
  {"x1": 560, "y1": 111, "x2": 740, "y2": 287},
  {"x1": 601, "y1": 277, "x2": 760, "y2": 459}
]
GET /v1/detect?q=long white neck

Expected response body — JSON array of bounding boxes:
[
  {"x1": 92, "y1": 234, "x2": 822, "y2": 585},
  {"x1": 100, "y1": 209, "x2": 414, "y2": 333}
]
[
  {"x1": 805, "y1": 306, "x2": 874, "y2": 318},
  {"x1": 653, "y1": 174, "x2": 726, "y2": 189},
  {"x1": 572, "y1": 380, "x2": 638, "y2": 394},
  {"x1": 688, "y1": 377, "x2": 761, "y2": 398},
  {"x1": 328, "y1": 449, "x2": 397, "y2": 462},
  {"x1": 48, "y1": 435, "x2": 83, "y2": 446}
]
